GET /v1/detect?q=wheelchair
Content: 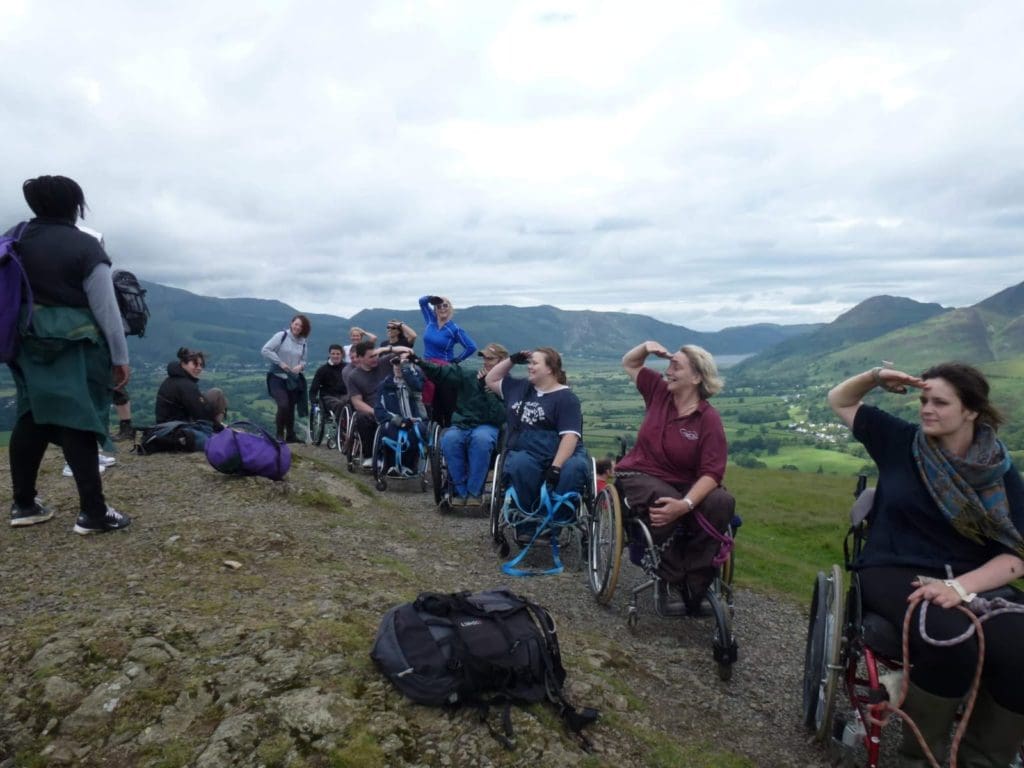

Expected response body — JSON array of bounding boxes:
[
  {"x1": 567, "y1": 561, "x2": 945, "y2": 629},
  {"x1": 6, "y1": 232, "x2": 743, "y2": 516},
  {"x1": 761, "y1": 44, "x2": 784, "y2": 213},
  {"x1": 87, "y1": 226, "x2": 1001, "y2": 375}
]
[
  {"x1": 343, "y1": 406, "x2": 376, "y2": 473},
  {"x1": 310, "y1": 397, "x2": 350, "y2": 451},
  {"x1": 488, "y1": 450, "x2": 595, "y2": 574},
  {"x1": 586, "y1": 480, "x2": 739, "y2": 681},
  {"x1": 370, "y1": 419, "x2": 433, "y2": 492},
  {"x1": 430, "y1": 424, "x2": 503, "y2": 514},
  {"x1": 801, "y1": 475, "x2": 1024, "y2": 767}
]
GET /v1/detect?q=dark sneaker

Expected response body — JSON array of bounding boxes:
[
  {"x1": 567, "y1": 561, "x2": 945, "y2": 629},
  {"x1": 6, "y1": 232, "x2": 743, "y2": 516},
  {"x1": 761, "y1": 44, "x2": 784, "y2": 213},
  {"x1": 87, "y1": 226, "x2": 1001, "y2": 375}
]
[
  {"x1": 73, "y1": 506, "x2": 132, "y2": 535},
  {"x1": 10, "y1": 499, "x2": 55, "y2": 527},
  {"x1": 654, "y1": 580, "x2": 687, "y2": 617}
]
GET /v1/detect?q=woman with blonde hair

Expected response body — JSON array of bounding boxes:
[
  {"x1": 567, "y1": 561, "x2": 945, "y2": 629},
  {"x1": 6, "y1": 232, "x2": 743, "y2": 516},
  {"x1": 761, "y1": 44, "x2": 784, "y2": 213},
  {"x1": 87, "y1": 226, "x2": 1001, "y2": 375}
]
[
  {"x1": 614, "y1": 342, "x2": 734, "y2": 616},
  {"x1": 418, "y1": 295, "x2": 477, "y2": 427}
]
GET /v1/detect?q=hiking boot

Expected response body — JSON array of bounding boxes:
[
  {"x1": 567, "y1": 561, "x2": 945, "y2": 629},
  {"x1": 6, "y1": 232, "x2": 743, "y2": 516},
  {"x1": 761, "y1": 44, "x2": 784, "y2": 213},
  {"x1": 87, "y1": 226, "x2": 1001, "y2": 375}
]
[
  {"x1": 654, "y1": 579, "x2": 687, "y2": 617},
  {"x1": 285, "y1": 433, "x2": 302, "y2": 444},
  {"x1": 63, "y1": 463, "x2": 107, "y2": 478},
  {"x1": 466, "y1": 496, "x2": 483, "y2": 507},
  {"x1": 111, "y1": 421, "x2": 133, "y2": 442},
  {"x1": 73, "y1": 507, "x2": 132, "y2": 535},
  {"x1": 10, "y1": 499, "x2": 55, "y2": 528}
]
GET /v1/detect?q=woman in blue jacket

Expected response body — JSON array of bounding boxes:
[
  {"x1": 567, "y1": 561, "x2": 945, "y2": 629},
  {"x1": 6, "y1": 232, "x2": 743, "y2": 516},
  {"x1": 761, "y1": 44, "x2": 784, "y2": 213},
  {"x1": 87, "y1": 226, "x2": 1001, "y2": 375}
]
[{"x1": 419, "y1": 295, "x2": 477, "y2": 428}]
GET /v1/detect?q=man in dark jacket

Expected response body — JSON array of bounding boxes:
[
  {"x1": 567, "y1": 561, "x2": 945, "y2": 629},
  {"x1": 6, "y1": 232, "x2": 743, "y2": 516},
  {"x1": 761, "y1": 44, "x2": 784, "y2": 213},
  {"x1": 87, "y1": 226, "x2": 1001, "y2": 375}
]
[
  {"x1": 416, "y1": 343, "x2": 507, "y2": 506},
  {"x1": 309, "y1": 344, "x2": 348, "y2": 417}
]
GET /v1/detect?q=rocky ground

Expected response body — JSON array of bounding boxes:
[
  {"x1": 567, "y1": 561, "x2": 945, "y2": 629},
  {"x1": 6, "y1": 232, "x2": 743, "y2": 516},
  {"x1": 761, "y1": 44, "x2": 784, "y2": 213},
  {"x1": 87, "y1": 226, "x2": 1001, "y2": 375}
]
[{"x1": 1, "y1": 444, "x2": 836, "y2": 767}]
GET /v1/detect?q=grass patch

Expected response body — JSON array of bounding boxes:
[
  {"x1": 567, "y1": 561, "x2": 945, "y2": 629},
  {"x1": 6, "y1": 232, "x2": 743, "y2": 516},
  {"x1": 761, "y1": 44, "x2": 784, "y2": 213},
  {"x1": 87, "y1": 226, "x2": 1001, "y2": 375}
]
[
  {"x1": 724, "y1": 465, "x2": 854, "y2": 602},
  {"x1": 604, "y1": 712, "x2": 753, "y2": 768},
  {"x1": 329, "y1": 729, "x2": 386, "y2": 767},
  {"x1": 294, "y1": 488, "x2": 352, "y2": 515}
]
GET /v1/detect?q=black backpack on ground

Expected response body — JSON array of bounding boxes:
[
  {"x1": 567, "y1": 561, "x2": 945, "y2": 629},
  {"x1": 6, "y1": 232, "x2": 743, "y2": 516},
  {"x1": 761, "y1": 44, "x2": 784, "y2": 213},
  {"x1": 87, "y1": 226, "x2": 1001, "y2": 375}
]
[
  {"x1": 112, "y1": 269, "x2": 150, "y2": 337},
  {"x1": 133, "y1": 421, "x2": 196, "y2": 455},
  {"x1": 371, "y1": 588, "x2": 599, "y2": 750}
]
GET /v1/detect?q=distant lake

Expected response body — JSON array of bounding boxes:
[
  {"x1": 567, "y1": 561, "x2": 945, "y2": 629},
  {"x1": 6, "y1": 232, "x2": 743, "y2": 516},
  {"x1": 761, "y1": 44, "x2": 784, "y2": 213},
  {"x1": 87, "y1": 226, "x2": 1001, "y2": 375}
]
[{"x1": 715, "y1": 354, "x2": 754, "y2": 368}]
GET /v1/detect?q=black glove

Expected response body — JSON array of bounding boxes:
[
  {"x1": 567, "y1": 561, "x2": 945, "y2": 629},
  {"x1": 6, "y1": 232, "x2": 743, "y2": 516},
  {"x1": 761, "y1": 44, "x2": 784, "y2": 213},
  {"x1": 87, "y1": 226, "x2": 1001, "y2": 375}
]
[
  {"x1": 510, "y1": 350, "x2": 531, "y2": 365},
  {"x1": 406, "y1": 352, "x2": 421, "y2": 366},
  {"x1": 400, "y1": 418, "x2": 414, "y2": 431},
  {"x1": 544, "y1": 464, "x2": 561, "y2": 487},
  {"x1": 428, "y1": 295, "x2": 443, "y2": 306}
]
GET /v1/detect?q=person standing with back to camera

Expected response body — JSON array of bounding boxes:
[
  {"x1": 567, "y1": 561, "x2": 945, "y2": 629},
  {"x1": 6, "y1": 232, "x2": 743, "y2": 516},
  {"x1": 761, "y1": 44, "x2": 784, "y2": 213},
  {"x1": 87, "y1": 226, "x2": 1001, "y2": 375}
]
[
  {"x1": 5, "y1": 175, "x2": 131, "y2": 534},
  {"x1": 418, "y1": 294, "x2": 477, "y2": 427}
]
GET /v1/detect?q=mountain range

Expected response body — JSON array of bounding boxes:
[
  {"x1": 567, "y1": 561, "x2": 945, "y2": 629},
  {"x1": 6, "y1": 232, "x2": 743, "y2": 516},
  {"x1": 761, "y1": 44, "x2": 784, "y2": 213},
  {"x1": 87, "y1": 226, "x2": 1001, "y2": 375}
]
[
  {"x1": 121, "y1": 281, "x2": 819, "y2": 367},
  {"x1": 728, "y1": 281, "x2": 1024, "y2": 387}
]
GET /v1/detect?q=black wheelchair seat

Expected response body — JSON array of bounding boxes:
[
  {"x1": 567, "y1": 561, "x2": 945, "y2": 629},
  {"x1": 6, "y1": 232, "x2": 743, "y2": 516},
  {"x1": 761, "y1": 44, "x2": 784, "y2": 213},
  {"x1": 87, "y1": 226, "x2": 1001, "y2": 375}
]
[{"x1": 862, "y1": 611, "x2": 903, "y2": 661}]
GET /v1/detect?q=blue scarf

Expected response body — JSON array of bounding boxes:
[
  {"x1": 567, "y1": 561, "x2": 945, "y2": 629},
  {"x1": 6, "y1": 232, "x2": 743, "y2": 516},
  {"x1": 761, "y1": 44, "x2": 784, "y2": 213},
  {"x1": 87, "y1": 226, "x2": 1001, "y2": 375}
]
[{"x1": 912, "y1": 423, "x2": 1023, "y2": 557}]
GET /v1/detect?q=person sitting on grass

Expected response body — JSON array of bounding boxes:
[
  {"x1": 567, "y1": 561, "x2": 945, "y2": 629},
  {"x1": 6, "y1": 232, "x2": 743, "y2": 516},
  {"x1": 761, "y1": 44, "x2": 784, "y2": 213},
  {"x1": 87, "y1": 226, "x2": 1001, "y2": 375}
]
[{"x1": 153, "y1": 347, "x2": 228, "y2": 449}]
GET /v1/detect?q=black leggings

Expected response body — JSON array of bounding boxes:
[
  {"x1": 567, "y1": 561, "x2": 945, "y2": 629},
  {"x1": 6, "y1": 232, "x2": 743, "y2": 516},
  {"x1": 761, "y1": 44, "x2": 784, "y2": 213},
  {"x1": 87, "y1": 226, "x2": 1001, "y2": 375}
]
[
  {"x1": 268, "y1": 377, "x2": 300, "y2": 438},
  {"x1": 859, "y1": 566, "x2": 1024, "y2": 711},
  {"x1": 10, "y1": 411, "x2": 107, "y2": 519}
]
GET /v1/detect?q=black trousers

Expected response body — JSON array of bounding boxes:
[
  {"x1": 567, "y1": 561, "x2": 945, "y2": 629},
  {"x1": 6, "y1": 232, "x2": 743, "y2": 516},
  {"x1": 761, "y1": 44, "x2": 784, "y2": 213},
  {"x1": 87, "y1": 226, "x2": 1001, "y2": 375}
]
[
  {"x1": 859, "y1": 565, "x2": 1024, "y2": 712},
  {"x1": 10, "y1": 411, "x2": 107, "y2": 519}
]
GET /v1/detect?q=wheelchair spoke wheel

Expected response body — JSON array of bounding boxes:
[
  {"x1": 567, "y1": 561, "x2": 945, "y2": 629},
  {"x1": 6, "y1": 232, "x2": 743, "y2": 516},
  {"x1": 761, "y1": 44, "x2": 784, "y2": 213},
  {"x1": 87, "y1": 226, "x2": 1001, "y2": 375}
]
[
  {"x1": 431, "y1": 436, "x2": 445, "y2": 507},
  {"x1": 337, "y1": 409, "x2": 351, "y2": 456},
  {"x1": 310, "y1": 408, "x2": 326, "y2": 446},
  {"x1": 488, "y1": 452, "x2": 505, "y2": 544},
  {"x1": 587, "y1": 485, "x2": 623, "y2": 605},
  {"x1": 802, "y1": 564, "x2": 844, "y2": 740}
]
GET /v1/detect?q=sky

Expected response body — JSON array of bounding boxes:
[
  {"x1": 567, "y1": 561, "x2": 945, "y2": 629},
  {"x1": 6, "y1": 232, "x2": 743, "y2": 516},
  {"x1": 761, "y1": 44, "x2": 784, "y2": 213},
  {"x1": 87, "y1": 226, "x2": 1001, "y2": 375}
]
[{"x1": 2, "y1": 1, "x2": 1023, "y2": 331}]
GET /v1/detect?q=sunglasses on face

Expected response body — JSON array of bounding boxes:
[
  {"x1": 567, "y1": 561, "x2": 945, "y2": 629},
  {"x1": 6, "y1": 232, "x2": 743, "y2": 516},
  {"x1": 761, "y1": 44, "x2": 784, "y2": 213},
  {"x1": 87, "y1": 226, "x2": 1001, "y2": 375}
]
[{"x1": 438, "y1": 303, "x2": 451, "y2": 309}]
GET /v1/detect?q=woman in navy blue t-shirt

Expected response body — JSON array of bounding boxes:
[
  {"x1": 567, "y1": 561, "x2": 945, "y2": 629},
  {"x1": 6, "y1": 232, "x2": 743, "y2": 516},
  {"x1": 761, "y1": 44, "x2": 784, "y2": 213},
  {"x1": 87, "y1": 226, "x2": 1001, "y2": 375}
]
[
  {"x1": 829, "y1": 362, "x2": 1024, "y2": 765},
  {"x1": 485, "y1": 347, "x2": 589, "y2": 516}
]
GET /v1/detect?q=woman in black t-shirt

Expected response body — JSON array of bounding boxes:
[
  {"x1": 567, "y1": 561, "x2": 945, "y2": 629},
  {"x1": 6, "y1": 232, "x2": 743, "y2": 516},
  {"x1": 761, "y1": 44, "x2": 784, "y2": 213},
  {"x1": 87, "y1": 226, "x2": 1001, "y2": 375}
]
[{"x1": 829, "y1": 362, "x2": 1024, "y2": 765}]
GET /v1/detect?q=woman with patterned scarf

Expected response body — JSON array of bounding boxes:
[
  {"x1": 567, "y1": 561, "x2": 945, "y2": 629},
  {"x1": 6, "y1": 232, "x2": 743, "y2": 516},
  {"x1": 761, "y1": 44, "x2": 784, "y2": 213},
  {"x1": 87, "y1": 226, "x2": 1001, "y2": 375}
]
[{"x1": 829, "y1": 362, "x2": 1024, "y2": 767}]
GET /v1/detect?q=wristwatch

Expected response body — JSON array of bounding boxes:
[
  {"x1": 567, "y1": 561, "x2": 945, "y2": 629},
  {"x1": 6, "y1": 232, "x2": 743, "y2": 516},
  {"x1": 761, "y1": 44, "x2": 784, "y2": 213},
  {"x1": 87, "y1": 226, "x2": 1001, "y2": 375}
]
[{"x1": 944, "y1": 578, "x2": 977, "y2": 603}]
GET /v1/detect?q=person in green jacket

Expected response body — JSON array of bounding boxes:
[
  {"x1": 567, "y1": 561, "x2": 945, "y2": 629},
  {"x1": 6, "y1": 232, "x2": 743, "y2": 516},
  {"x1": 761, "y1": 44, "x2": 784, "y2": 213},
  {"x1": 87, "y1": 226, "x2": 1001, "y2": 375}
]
[
  {"x1": 6, "y1": 175, "x2": 131, "y2": 534},
  {"x1": 415, "y1": 343, "x2": 507, "y2": 507}
]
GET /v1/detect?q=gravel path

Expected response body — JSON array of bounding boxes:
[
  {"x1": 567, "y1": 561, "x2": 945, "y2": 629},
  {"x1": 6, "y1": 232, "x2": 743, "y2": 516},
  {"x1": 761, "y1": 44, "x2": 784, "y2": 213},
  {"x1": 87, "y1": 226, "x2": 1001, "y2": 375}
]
[{"x1": 0, "y1": 445, "x2": 834, "y2": 767}]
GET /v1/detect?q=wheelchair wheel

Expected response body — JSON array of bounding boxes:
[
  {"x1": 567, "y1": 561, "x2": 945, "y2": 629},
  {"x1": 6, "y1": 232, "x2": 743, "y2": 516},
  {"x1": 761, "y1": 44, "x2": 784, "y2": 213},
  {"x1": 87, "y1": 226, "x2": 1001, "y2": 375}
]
[
  {"x1": 430, "y1": 426, "x2": 446, "y2": 506},
  {"x1": 802, "y1": 563, "x2": 844, "y2": 740},
  {"x1": 488, "y1": 452, "x2": 509, "y2": 557},
  {"x1": 371, "y1": 427, "x2": 387, "y2": 491},
  {"x1": 587, "y1": 485, "x2": 623, "y2": 605},
  {"x1": 310, "y1": 407, "x2": 326, "y2": 447},
  {"x1": 707, "y1": 584, "x2": 738, "y2": 682},
  {"x1": 337, "y1": 407, "x2": 351, "y2": 455}
]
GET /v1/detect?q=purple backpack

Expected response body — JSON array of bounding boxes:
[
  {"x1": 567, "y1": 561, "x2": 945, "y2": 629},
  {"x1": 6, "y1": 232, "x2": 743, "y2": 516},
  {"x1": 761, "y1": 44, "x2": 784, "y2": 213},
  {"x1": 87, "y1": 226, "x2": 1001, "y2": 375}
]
[
  {"x1": 0, "y1": 222, "x2": 32, "y2": 363},
  {"x1": 205, "y1": 421, "x2": 291, "y2": 481}
]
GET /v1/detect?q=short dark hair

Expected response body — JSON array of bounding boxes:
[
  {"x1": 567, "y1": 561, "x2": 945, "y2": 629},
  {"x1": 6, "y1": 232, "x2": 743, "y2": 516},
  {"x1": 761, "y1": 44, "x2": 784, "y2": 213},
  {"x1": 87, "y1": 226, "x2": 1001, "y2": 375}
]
[
  {"x1": 353, "y1": 340, "x2": 376, "y2": 358},
  {"x1": 23, "y1": 175, "x2": 88, "y2": 220},
  {"x1": 291, "y1": 314, "x2": 311, "y2": 338},
  {"x1": 176, "y1": 346, "x2": 206, "y2": 367},
  {"x1": 328, "y1": 344, "x2": 344, "y2": 354},
  {"x1": 920, "y1": 362, "x2": 1002, "y2": 429}
]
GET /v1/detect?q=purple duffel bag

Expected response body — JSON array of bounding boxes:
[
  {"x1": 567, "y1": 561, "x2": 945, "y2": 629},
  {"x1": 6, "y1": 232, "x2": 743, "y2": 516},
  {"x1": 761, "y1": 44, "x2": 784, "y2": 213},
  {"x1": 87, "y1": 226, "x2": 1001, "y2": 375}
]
[{"x1": 205, "y1": 421, "x2": 291, "y2": 481}]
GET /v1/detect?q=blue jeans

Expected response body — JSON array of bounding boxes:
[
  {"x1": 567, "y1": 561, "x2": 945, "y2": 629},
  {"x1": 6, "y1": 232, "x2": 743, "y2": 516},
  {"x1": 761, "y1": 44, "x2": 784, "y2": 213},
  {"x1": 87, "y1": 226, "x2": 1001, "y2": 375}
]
[
  {"x1": 441, "y1": 424, "x2": 499, "y2": 497},
  {"x1": 503, "y1": 431, "x2": 589, "y2": 516}
]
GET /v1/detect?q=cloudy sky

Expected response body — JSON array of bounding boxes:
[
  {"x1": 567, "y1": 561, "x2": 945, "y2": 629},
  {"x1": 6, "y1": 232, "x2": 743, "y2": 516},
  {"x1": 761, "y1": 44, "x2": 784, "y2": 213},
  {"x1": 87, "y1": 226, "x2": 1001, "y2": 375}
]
[{"x1": 3, "y1": 1, "x2": 1022, "y2": 331}]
